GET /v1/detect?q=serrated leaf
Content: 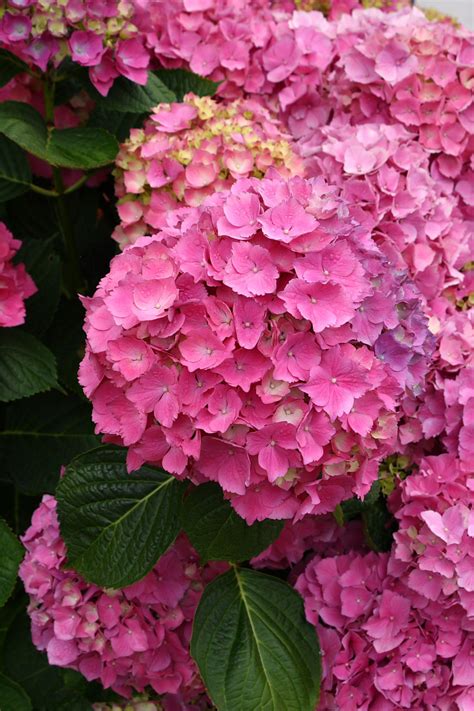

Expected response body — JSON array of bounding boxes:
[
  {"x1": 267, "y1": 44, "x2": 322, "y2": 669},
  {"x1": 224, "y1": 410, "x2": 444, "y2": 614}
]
[
  {"x1": 56, "y1": 447, "x2": 186, "y2": 588},
  {"x1": 1, "y1": 392, "x2": 99, "y2": 495},
  {"x1": 0, "y1": 135, "x2": 32, "y2": 202},
  {"x1": 0, "y1": 518, "x2": 23, "y2": 607},
  {"x1": 19, "y1": 238, "x2": 61, "y2": 335},
  {"x1": 192, "y1": 567, "x2": 320, "y2": 711},
  {"x1": 91, "y1": 72, "x2": 176, "y2": 112},
  {"x1": 0, "y1": 330, "x2": 57, "y2": 403},
  {"x1": 0, "y1": 673, "x2": 32, "y2": 711},
  {"x1": 0, "y1": 49, "x2": 30, "y2": 89},
  {"x1": 183, "y1": 483, "x2": 283, "y2": 562},
  {"x1": 0, "y1": 102, "x2": 118, "y2": 169},
  {"x1": 154, "y1": 69, "x2": 219, "y2": 101}
]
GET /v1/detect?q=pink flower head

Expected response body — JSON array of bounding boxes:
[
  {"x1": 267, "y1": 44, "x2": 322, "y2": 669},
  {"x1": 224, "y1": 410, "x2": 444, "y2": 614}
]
[
  {"x1": 20, "y1": 496, "x2": 225, "y2": 700},
  {"x1": 82, "y1": 173, "x2": 430, "y2": 522},
  {"x1": 0, "y1": 222, "x2": 36, "y2": 327},
  {"x1": 114, "y1": 95, "x2": 302, "y2": 247}
]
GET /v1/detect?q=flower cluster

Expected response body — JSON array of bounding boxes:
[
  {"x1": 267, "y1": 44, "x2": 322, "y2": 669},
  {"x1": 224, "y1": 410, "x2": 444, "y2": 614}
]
[
  {"x1": 131, "y1": 0, "x2": 331, "y2": 104},
  {"x1": 251, "y1": 513, "x2": 366, "y2": 571},
  {"x1": 296, "y1": 545, "x2": 474, "y2": 710},
  {"x1": 0, "y1": 221, "x2": 36, "y2": 327},
  {"x1": 397, "y1": 277, "x2": 474, "y2": 466},
  {"x1": 0, "y1": 0, "x2": 150, "y2": 94},
  {"x1": 113, "y1": 94, "x2": 303, "y2": 248},
  {"x1": 80, "y1": 173, "x2": 432, "y2": 523},
  {"x1": 393, "y1": 453, "x2": 474, "y2": 622},
  {"x1": 19, "y1": 495, "x2": 225, "y2": 698},
  {"x1": 94, "y1": 694, "x2": 214, "y2": 711},
  {"x1": 299, "y1": 8, "x2": 474, "y2": 314}
]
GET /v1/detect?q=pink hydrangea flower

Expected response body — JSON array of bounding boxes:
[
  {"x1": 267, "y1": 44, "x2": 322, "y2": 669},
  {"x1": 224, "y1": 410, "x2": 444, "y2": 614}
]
[
  {"x1": 296, "y1": 546, "x2": 474, "y2": 710},
  {"x1": 20, "y1": 495, "x2": 225, "y2": 700},
  {"x1": 0, "y1": 222, "x2": 36, "y2": 327},
  {"x1": 80, "y1": 174, "x2": 431, "y2": 523},
  {"x1": 113, "y1": 94, "x2": 303, "y2": 247},
  {"x1": 0, "y1": 0, "x2": 151, "y2": 94}
]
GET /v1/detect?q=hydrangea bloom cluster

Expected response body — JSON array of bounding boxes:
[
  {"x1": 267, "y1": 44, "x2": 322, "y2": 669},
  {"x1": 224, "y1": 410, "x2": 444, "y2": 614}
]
[
  {"x1": 80, "y1": 173, "x2": 432, "y2": 523},
  {"x1": 397, "y1": 278, "x2": 474, "y2": 466},
  {"x1": 0, "y1": 0, "x2": 150, "y2": 94},
  {"x1": 299, "y1": 8, "x2": 474, "y2": 313},
  {"x1": 0, "y1": 221, "x2": 36, "y2": 327},
  {"x1": 251, "y1": 514, "x2": 365, "y2": 570},
  {"x1": 393, "y1": 453, "x2": 474, "y2": 624},
  {"x1": 94, "y1": 694, "x2": 213, "y2": 711},
  {"x1": 19, "y1": 495, "x2": 225, "y2": 698},
  {"x1": 296, "y1": 546, "x2": 474, "y2": 710},
  {"x1": 132, "y1": 0, "x2": 332, "y2": 104},
  {"x1": 113, "y1": 94, "x2": 303, "y2": 248}
]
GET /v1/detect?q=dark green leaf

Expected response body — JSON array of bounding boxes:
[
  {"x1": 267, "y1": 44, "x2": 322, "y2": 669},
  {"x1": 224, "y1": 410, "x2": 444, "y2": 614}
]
[
  {"x1": 88, "y1": 107, "x2": 148, "y2": 142},
  {"x1": 0, "y1": 330, "x2": 57, "y2": 403},
  {"x1": 45, "y1": 298, "x2": 86, "y2": 395},
  {"x1": 0, "y1": 518, "x2": 23, "y2": 608},
  {"x1": 154, "y1": 69, "x2": 219, "y2": 101},
  {"x1": 48, "y1": 127, "x2": 119, "y2": 169},
  {"x1": 19, "y1": 238, "x2": 61, "y2": 335},
  {"x1": 0, "y1": 102, "x2": 118, "y2": 168},
  {"x1": 0, "y1": 673, "x2": 32, "y2": 711},
  {"x1": 0, "y1": 49, "x2": 30, "y2": 89},
  {"x1": 183, "y1": 483, "x2": 283, "y2": 562},
  {"x1": 0, "y1": 135, "x2": 32, "y2": 202},
  {"x1": 0, "y1": 102, "x2": 48, "y2": 159},
  {"x1": 191, "y1": 567, "x2": 321, "y2": 711},
  {"x1": 4, "y1": 191, "x2": 57, "y2": 242},
  {"x1": 362, "y1": 498, "x2": 396, "y2": 552},
  {"x1": 56, "y1": 446, "x2": 186, "y2": 588},
  {"x1": 1, "y1": 392, "x2": 99, "y2": 495},
  {"x1": 4, "y1": 612, "x2": 66, "y2": 707},
  {"x1": 92, "y1": 72, "x2": 176, "y2": 112}
]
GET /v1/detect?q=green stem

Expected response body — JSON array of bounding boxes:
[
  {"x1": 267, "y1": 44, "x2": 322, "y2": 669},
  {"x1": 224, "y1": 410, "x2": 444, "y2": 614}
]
[
  {"x1": 63, "y1": 173, "x2": 90, "y2": 195},
  {"x1": 43, "y1": 74, "x2": 84, "y2": 296},
  {"x1": 30, "y1": 184, "x2": 59, "y2": 198}
]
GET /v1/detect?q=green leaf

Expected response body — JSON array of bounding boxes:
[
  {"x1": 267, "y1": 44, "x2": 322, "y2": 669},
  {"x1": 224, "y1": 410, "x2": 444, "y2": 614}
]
[
  {"x1": 19, "y1": 238, "x2": 61, "y2": 335},
  {"x1": 0, "y1": 102, "x2": 48, "y2": 159},
  {"x1": 154, "y1": 68, "x2": 219, "y2": 101},
  {"x1": 4, "y1": 612, "x2": 67, "y2": 708},
  {"x1": 0, "y1": 49, "x2": 30, "y2": 89},
  {"x1": 0, "y1": 518, "x2": 23, "y2": 608},
  {"x1": 45, "y1": 298, "x2": 86, "y2": 395},
  {"x1": 0, "y1": 135, "x2": 32, "y2": 202},
  {"x1": 1, "y1": 392, "x2": 99, "y2": 495},
  {"x1": 0, "y1": 102, "x2": 118, "y2": 169},
  {"x1": 48, "y1": 127, "x2": 119, "y2": 169},
  {"x1": 88, "y1": 107, "x2": 148, "y2": 142},
  {"x1": 92, "y1": 72, "x2": 176, "y2": 112},
  {"x1": 362, "y1": 498, "x2": 396, "y2": 553},
  {"x1": 0, "y1": 330, "x2": 57, "y2": 403},
  {"x1": 183, "y1": 483, "x2": 283, "y2": 562},
  {"x1": 191, "y1": 567, "x2": 321, "y2": 711},
  {"x1": 56, "y1": 447, "x2": 186, "y2": 588},
  {"x1": 0, "y1": 673, "x2": 32, "y2": 711}
]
